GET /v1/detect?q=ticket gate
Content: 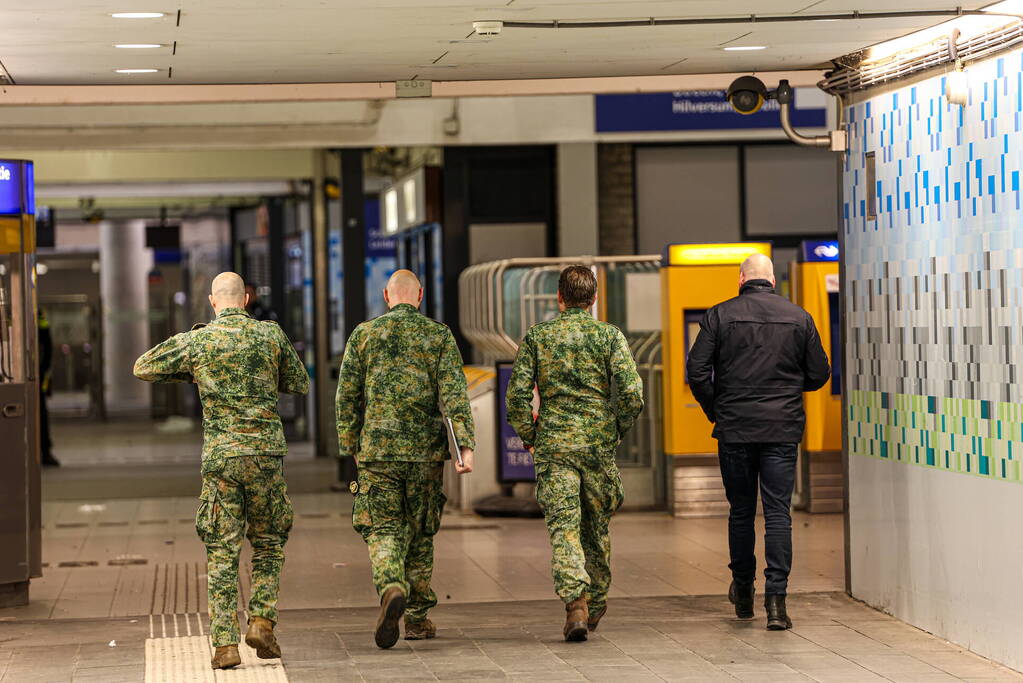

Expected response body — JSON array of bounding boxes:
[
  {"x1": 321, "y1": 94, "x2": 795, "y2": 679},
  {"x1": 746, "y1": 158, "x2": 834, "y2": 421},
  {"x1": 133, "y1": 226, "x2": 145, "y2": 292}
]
[
  {"x1": 0, "y1": 159, "x2": 41, "y2": 607},
  {"x1": 660, "y1": 242, "x2": 772, "y2": 517},
  {"x1": 790, "y1": 240, "x2": 843, "y2": 512}
]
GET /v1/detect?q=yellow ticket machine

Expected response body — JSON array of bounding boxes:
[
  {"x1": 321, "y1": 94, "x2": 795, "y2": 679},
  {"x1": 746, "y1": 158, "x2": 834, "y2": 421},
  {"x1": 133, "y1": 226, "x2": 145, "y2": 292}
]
[
  {"x1": 789, "y1": 240, "x2": 842, "y2": 513},
  {"x1": 660, "y1": 242, "x2": 772, "y2": 517},
  {"x1": 0, "y1": 159, "x2": 40, "y2": 607}
]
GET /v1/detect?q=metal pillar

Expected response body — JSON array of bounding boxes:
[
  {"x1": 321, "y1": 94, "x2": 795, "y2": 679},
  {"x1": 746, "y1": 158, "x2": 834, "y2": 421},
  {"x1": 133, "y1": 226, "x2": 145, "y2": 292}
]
[
  {"x1": 311, "y1": 150, "x2": 334, "y2": 459},
  {"x1": 336, "y1": 148, "x2": 366, "y2": 484}
]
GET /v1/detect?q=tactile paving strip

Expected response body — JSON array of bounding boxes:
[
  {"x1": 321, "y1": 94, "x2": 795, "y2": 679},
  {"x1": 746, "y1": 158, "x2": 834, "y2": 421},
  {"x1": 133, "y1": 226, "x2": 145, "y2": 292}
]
[{"x1": 145, "y1": 615, "x2": 288, "y2": 682}]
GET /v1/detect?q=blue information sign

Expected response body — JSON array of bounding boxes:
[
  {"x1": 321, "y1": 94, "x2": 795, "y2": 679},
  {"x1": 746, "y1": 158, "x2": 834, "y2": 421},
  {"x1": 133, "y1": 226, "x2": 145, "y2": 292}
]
[
  {"x1": 496, "y1": 362, "x2": 535, "y2": 482},
  {"x1": 799, "y1": 240, "x2": 840, "y2": 262},
  {"x1": 595, "y1": 89, "x2": 827, "y2": 133},
  {"x1": 0, "y1": 160, "x2": 32, "y2": 216}
]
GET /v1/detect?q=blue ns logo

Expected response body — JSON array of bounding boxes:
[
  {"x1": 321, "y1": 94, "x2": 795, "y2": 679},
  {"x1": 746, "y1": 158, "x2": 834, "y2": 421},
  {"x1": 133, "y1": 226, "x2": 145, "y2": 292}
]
[{"x1": 813, "y1": 244, "x2": 839, "y2": 259}]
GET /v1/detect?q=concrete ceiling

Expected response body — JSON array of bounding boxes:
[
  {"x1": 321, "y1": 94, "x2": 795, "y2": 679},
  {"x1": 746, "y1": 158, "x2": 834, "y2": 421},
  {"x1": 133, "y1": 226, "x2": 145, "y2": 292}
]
[{"x1": 0, "y1": 1, "x2": 995, "y2": 85}]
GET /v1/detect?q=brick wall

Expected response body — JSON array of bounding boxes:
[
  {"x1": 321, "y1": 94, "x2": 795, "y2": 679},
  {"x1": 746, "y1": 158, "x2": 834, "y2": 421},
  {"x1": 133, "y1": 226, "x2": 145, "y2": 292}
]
[{"x1": 597, "y1": 143, "x2": 636, "y2": 255}]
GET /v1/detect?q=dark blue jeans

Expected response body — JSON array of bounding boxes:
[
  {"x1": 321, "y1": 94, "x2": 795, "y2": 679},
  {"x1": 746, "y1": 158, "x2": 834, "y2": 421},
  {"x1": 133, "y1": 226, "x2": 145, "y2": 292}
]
[{"x1": 718, "y1": 442, "x2": 798, "y2": 596}]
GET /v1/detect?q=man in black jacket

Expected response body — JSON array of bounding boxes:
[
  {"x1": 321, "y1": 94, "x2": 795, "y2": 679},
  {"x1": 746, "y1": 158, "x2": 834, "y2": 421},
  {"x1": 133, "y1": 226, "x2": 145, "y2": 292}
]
[{"x1": 687, "y1": 253, "x2": 830, "y2": 631}]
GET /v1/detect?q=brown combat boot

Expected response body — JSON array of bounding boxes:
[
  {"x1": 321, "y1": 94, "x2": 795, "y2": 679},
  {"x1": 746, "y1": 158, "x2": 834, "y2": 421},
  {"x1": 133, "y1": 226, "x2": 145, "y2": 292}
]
[
  {"x1": 210, "y1": 644, "x2": 241, "y2": 670},
  {"x1": 245, "y1": 616, "x2": 282, "y2": 659},
  {"x1": 404, "y1": 616, "x2": 437, "y2": 640},
  {"x1": 587, "y1": 603, "x2": 607, "y2": 632},
  {"x1": 375, "y1": 586, "x2": 407, "y2": 649},
  {"x1": 563, "y1": 597, "x2": 588, "y2": 642}
]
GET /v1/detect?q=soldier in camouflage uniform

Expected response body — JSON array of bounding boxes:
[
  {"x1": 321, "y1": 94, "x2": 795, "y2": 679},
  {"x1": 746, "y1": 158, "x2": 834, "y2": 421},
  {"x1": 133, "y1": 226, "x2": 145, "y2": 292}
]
[
  {"x1": 507, "y1": 265, "x2": 643, "y2": 642},
  {"x1": 337, "y1": 269, "x2": 475, "y2": 649},
  {"x1": 134, "y1": 272, "x2": 309, "y2": 670}
]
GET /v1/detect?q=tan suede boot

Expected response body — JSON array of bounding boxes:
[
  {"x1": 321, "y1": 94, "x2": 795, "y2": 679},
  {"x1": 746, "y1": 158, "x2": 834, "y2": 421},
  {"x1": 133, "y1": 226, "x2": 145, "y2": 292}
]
[
  {"x1": 245, "y1": 616, "x2": 282, "y2": 659},
  {"x1": 563, "y1": 597, "x2": 589, "y2": 642},
  {"x1": 211, "y1": 645, "x2": 241, "y2": 670},
  {"x1": 375, "y1": 587, "x2": 407, "y2": 649},
  {"x1": 404, "y1": 616, "x2": 437, "y2": 640},
  {"x1": 587, "y1": 603, "x2": 607, "y2": 632}
]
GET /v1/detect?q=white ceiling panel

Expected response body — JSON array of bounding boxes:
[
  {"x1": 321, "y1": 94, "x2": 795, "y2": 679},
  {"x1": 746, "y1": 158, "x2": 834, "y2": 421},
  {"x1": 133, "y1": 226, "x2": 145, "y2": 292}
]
[{"x1": 0, "y1": 1, "x2": 994, "y2": 84}]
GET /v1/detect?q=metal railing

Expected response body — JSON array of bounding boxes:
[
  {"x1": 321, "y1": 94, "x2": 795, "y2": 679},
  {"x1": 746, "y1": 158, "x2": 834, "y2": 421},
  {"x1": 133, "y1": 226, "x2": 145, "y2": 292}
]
[
  {"x1": 459, "y1": 255, "x2": 662, "y2": 363},
  {"x1": 458, "y1": 256, "x2": 664, "y2": 491}
]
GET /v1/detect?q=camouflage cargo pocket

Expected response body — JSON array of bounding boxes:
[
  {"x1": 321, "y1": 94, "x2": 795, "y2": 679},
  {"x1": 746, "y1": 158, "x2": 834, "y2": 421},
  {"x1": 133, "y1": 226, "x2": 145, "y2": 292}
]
[
  {"x1": 195, "y1": 480, "x2": 221, "y2": 545},
  {"x1": 533, "y1": 461, "x2": 553, "y2": 514},
  {"x1": 351, "y1": 481, "x2": 373, "y2": 540},
  {"x1": 422, "y1": 488, "x2": 446, "y2": 537},
  {"x1": 271, "y1": 489, "x2": 294, "y2": 536},
  {"x1": 603, "y1": 459, "x2": 625, "y2": 512}
]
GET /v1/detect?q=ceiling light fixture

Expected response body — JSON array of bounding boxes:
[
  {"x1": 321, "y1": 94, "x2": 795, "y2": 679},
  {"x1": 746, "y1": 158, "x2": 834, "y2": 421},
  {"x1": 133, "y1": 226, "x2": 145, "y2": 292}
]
[
  {"x1": 114, "y1": 44, "x2": 162, "y2": 49},
  {"x1": 111, "y1": 12, "x2": 165, "y2": 19},
  {"x1": 723, "y1": 45, "x2": 768, "y2": 51},
  {"x1": 115, "y1": 68, "x2": 159, "y2": 73}
]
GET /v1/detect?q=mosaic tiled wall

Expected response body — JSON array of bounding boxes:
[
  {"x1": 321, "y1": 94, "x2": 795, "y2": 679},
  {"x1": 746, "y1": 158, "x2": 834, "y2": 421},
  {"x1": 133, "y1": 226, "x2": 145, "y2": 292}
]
[{"x1": 843, "y1": 48, "x2": 1023, "y2": 484}]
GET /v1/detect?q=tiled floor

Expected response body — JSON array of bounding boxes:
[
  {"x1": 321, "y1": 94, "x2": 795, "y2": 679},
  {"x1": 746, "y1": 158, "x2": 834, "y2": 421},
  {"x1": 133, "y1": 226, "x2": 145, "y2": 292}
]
[
  {"x1": 1, "y1": 594, "x2": 1019, "y2": 682},
  {"x1": 5, "y1": 419, "x2": 1016, "y2": 680},
  {"x1": 5, "y1": 493, "x2": 845, "y2": 622}
]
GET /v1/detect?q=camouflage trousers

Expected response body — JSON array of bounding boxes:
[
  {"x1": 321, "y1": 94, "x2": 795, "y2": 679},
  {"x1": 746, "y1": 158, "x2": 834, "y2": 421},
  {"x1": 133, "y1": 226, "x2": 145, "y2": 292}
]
[
  {"x1": 534, "y1": 449, "x2": 624, "y2": 611},
  {"x1": 196, "y1": 455, "x2": 294, "y2": 647},
  {"x1": 352, "y1": 461, "x2": 446, "y2": 622}
]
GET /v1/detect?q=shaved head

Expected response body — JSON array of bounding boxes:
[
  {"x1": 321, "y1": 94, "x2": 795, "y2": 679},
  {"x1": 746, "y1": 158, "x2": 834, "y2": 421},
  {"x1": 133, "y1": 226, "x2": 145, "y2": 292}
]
[
  {"x1": 209, "y1": 272, "x2": 247, "y2": 313},
  {"x1": 740, "y1": 253, "x2": 775, "y2": 282},
  {"x1": 384, "y1": 269, "x2": 423, "y2": 309}
]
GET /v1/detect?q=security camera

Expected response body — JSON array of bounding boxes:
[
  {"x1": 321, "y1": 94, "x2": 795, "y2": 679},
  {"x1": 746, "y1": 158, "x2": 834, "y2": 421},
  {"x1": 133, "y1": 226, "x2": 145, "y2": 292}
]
[
  {"x1": 726, "y1": 76, "x2": 769, "y2": 115},
  {"x1": 473, "y1": 20, "x2": 503, "y2": 36}
]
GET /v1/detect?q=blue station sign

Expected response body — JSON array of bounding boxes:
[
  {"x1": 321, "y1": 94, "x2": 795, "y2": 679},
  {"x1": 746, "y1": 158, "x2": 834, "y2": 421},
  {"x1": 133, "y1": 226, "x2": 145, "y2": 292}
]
[
  {"x1": 0, "y1": 160, "x2": 34, "y2": 216},
  {"x1": 799, "y1": 240, "x2": 840, "y2": 263},
  {"x1": 595, "y1": 88, "x2": 828, "y2": 133}
]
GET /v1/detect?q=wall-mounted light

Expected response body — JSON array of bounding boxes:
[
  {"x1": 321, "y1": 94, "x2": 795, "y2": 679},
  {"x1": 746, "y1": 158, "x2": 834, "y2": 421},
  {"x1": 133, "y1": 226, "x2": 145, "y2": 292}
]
[
  {"x1": 110, "y1": 12, "x2": 165, "y2": 19},
  {"x1": 115, "y1": 68, "x2": 159, "y2": 74},
  {"x1": 115, "y1": 44, "x2": 163, "y2": 49},
  {"x1": 945, "y1": 29, "x2": 968, "y2": 106}
]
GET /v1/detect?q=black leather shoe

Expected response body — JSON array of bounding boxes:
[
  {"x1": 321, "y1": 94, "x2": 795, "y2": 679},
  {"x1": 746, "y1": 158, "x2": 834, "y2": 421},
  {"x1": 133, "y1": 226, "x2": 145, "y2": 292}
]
[
  {"x1": 728, "y1": 581, "x2": 754, "y2": 620},
  {"x1": 765, "y1": 594, "x2": 792, "y2": 630}
]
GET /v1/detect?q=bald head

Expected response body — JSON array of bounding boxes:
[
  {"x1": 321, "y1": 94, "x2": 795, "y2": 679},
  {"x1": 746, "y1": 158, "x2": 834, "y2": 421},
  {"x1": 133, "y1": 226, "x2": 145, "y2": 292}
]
[
  {"x1": 739, "y1": 253, "x2": 775, "y2": 287},
  {"x1": 384, "y1": 269, "x2": 423, "y2": 309},
  {"x1": 209, "y1": 272, "x2": 247, "y2": 313}
]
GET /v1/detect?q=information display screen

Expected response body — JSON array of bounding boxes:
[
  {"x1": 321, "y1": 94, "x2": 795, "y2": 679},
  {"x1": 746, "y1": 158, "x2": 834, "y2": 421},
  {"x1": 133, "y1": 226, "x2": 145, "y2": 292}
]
[
  {"x1": 828, "y1": 291, "x2": 841, "y2": 395},
  {"x1": 683, "y1": 309, "x2": 707, "y2": 384},
  {"x1": 496, "y1": 362, "x2": 536, "y2": 483}
]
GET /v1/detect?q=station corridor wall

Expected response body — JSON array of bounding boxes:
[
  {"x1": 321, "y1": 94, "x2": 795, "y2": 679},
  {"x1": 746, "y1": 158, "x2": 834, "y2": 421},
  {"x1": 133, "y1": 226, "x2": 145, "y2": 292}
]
[{"x1": 843, "y1": 47, "x2": 1023, "y2": 671}]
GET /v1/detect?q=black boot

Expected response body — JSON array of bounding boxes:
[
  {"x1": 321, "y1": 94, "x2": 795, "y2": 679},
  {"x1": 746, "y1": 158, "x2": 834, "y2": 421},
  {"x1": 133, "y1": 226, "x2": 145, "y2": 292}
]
[
  {"x1": 764, "y1": 594, "x2": 792, "y2": 631},
  {"x1": 728, "y1": 581, "x2": 754, "y2": 620}
]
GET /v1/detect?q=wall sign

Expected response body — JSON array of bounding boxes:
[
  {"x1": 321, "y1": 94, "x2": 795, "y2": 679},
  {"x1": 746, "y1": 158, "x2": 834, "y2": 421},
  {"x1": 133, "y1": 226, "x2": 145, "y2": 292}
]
[
  {"x1": 0, "y1": 160, "x2": 33, "y2": 216},
  {"x1": 596, "y1": 88, "x2": 828, "y2": 133},
  {"x1": 800, "y1": 239, "x2": 840, "y2": 262},
  {"x1": 496, "y1": 362, "x2": 536, "y2": 483}
]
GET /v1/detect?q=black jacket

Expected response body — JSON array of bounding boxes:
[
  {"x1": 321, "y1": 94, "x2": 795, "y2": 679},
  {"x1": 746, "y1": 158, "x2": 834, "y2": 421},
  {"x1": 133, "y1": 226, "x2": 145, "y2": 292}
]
[{"x1": 687, "y1": 279, "x2": 831, "y2": 444}]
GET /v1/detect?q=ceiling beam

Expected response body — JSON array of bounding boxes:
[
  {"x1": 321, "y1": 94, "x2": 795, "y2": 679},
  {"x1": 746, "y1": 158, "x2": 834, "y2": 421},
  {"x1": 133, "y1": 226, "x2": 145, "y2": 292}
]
[{"x1": 0, "y1": 71, "x2": 825, "y2": 106}]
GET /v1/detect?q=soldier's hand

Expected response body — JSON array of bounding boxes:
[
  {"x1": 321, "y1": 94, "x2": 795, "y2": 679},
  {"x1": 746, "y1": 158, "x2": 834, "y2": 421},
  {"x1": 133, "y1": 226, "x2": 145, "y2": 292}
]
[{"x1": 455, "y1": 448, "x2": 474, "y2": 474}]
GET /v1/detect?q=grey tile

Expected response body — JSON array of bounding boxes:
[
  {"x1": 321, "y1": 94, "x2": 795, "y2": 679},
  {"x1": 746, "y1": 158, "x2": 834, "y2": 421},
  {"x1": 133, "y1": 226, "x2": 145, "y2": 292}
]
[{"x1": 71, "y1": 664, "x2": 144, "y2": 682}]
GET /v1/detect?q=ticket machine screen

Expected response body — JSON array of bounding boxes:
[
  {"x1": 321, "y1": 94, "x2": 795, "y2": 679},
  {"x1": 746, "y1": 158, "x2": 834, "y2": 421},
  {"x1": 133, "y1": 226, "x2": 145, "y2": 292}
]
[
  {"x1": 828, "y1": 291, "x2": 841, "y2": 395},
  {"x1": 683, "y1": 309, "x2": 706, "y2": 383}
]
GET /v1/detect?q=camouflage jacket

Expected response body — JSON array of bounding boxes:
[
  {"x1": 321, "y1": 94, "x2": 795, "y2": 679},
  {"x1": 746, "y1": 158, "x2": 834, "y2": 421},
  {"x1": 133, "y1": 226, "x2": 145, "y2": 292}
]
[
  {"x1": 134, "y1": 307, "x2": 309, "y2": 458},
  {"x1": 507, "y1": 307, "x2": 644, "y2": 455},
  {"x1": 336, "y1": 303, "x2": 475, "y2": 462}
]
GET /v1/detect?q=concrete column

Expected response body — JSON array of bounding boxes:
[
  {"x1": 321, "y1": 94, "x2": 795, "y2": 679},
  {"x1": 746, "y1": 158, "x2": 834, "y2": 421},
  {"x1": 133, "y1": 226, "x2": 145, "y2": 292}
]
[
  {"x1": 556, "y1": 142, "x2": 599, "y2": 257},
  {"x1": 100, "y1": 219, "x2": 152, "y2": 415}
]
